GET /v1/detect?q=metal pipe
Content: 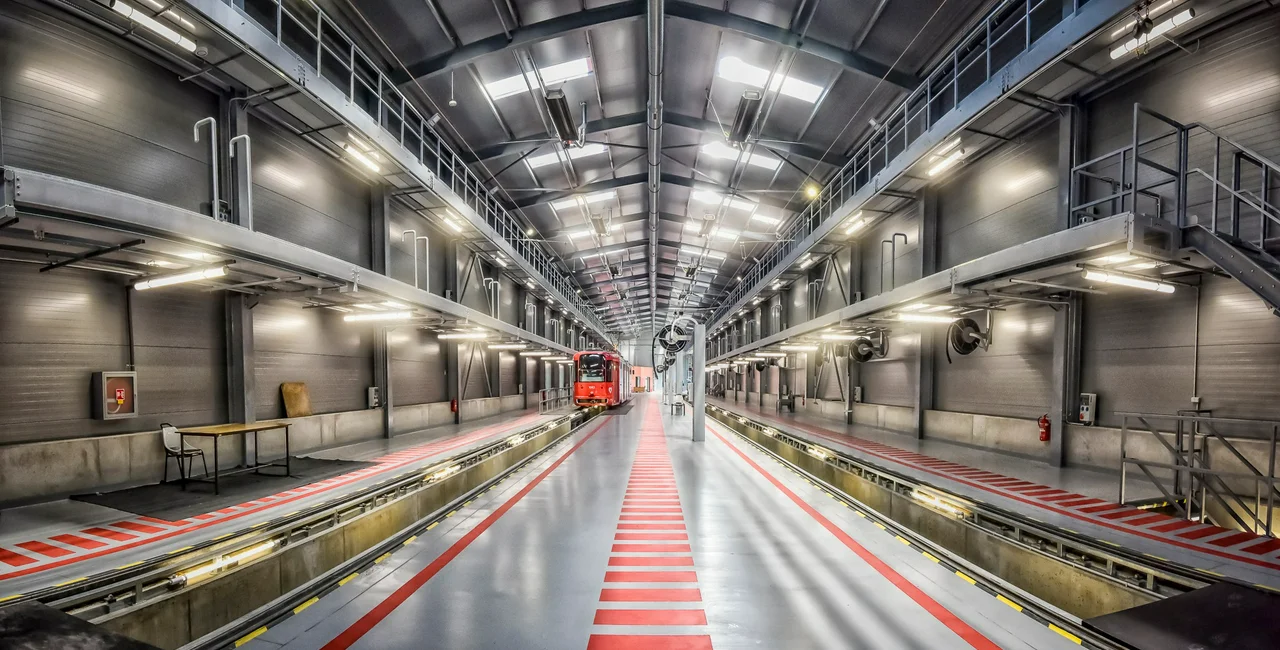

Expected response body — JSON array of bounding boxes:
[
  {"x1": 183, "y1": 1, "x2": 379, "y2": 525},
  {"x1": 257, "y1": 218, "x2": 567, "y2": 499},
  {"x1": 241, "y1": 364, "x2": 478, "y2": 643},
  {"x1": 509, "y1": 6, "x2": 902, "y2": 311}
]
[
  {"x1": 193, "y1": 117, "x2": 220, "y2": 219},
  {"x1": 417, "y1": 236, "x2": 430, "y2": 293},
  {"x1": 401, "y1": 229, "x2": 419, "y2": 288},
  {"x1": 645, "y1": 0, "x2": 665, "y2": 321},
  {"x1": 229, "y1": 134, "x2": 252, "y2": 229}
]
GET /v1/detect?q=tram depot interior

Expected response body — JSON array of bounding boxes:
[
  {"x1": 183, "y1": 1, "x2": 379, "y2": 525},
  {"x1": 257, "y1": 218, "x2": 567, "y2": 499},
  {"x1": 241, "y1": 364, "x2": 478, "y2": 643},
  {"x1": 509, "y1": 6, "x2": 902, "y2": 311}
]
[{"x1": 3, "y1": 0, "x2": 1280, "y2": 648}]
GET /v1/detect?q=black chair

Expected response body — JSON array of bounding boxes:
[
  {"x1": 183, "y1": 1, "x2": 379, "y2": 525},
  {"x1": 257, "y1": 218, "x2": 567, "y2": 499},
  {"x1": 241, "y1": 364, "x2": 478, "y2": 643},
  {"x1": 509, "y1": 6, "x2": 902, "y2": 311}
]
[{"x1": 161, "y1": 422, "x2": 207, "y2": 484}]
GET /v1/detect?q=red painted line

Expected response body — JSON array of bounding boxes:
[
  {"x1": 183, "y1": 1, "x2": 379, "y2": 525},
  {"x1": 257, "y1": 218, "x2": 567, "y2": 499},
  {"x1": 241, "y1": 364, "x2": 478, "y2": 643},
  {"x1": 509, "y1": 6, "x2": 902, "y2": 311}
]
[
  {"x1": 50, "y1": 534, "x2": 106, "y2": 550},
  {"x1": 1078, "y1": 503, "x2": 1129, "y2": 514},
  {"x1": 1209, "y1": 531, "x2": 1262, "y2": 548},
  {"x1": 16, "y1": 541, "x2": 74, "y2": 559},
  {"x1": 1149, "y1": 519, "x2": 1200, "y2": 533},
  {"x1": 112, "y1": 521, "x2": 166, "y2": 535},
  {"x1": 593, "y1": 609, "x2": 708, "y2": 625},
  {"x1": 609, "y1": 556, "x2": 695, "y2": 567},
  {"x1": 620, "y1": 515, "x2": 685, "y2": 521},
  {"x1": 137, "y1": 516, "x2": 178, "y2": 527},
  {"x1": 710, "y1": 427, "x2": 1001, "y2": 650},
  {"x1": 599, "y1": 588, "x2": 702, "y2": 602},
  {"x1": 587, "y1": 634, "x2": 713, "y2": 650},
  {"x1": 0, "y1": 548, "x2": 37, "y2": 567},
  {"x1": 1057, "y1": 498, "x2": 1104, "y2": 508},
  {"x1": 318, "y1": 419, "x2": 608, "y2": 650},
  {"x1": 621, "y1": 508, "x2": 682, "y2": 514},
  {"x1": 604, "y1": 571, "x2": 698, "y2": 583},
  {"x1": 615, "y1": 533, "x2": 689, "y2": 541},
  {"x1": 611, "y1": 544, "x2": 692, "y2": 553},
  {"x1": 1099, "y1": 509, "x2": 1149, "y2": 521},
  {"x1": 1123, "y1": 514, "x2": 1173, "y2": 527},
  {"x1": 1241, "y1": 537, "x2": 1280, "y2": 555},
  {"x1": 0, "y1": 413, "x2": 548, "y2": 582},
  {"x1": 1040, "y1": 493, "x2": 1089, "y2": 503},
  {"x1": 618, "y1": 524, "x2": 687, "y2": 531},
  {"x1": 82, "y1": 527, "x2": 137, "y2": 542},
  {"x1": 1179, "y1": 526, "x2": 1233, "y2": 541}
]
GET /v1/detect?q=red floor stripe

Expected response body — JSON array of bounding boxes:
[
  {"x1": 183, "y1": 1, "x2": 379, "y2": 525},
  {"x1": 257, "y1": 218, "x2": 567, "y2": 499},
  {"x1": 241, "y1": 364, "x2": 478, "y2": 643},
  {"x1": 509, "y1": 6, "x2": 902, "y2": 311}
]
[
  {"x1": 587, "y1": 635, "x2": 713, "y2": 650},
  {"x1": 112, "y1": 521, "x2": 166, "y2": 535},
  {"x1": 1124, "y1": 514, "x2": 1173, "y2": 527},
  {"x1": 318, "y1": 419, "x2": 608, "y2": 650},
  {"x1": 137, "y1": 516, "x2": 177, "y2": 527},
  {"x1": 0, "y1": 548, "x2": 37, "y2": 567},
  {"x1": 1240, "y1": 537, "x2": 1280, "y2": 555},
  {"x1": 710, "y1": 427, "x2": 1001, "y2": 650},
  {"x1": 593, "y1": 609, "x2": 707, "y2": 626},
  {"x1": 609, "y1": 556, "x2": 695, "y2": 567},
  {"x1": 82, "y1": 527, "x2": 136, "y2": 542},
  {"x1": 615, "y1": 533, "x2": 689, "y2": 541},
  {"x1": 1057, "y1": 498, "x2": 1104, "y2": 508},
  {"x1": 1209, "y1": 531, "x2": 1263, "y2": 548},
  {"x1": 611, "y1": 543, "x2": 692, "y2": 553},
  {"x1": 604, "y1": 571, "x2": 698, "y2": 583},
  {"x1": 599, "y1": 588, "x2": 702, "y2": 602},
  {"x1": 1179, "y1": 526, "x2": 1233, "y2": 541},
  {"x1": 618, "y1": 523, "x2": 687, "y2": 530},
  {"x1": 49, "y1": 534, "x2": 106, "y2": 550},
  {"x1": 1148, "y1": 520, "x2": 1201, "y2": 533},
  {"x1": 620, "y1": 515, "x2": 685, "y2": 521},
  {"x1": 16, "y1": 540, "x2": 74, "y2": 558}
]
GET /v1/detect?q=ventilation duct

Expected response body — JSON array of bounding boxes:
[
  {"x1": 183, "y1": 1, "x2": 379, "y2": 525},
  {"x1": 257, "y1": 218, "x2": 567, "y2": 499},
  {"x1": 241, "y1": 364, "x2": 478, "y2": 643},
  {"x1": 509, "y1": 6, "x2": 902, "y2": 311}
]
[{"x1": 729, "y1": 90, "x2": 763, "y2": 145}]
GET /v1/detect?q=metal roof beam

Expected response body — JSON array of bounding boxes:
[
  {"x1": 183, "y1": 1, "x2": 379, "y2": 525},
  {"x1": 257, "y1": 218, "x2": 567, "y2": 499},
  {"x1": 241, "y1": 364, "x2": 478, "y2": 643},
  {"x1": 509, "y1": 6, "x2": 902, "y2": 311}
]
[{"x1": 513, "y1": 172, "x2": 792, "y2": 209}]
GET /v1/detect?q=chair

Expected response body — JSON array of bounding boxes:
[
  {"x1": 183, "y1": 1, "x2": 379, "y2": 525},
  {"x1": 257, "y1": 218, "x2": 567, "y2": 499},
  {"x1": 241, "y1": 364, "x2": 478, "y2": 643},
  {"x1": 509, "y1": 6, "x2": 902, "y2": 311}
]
[{"x1": 161, "y1": 423, "x2": 207, "y2": 484}]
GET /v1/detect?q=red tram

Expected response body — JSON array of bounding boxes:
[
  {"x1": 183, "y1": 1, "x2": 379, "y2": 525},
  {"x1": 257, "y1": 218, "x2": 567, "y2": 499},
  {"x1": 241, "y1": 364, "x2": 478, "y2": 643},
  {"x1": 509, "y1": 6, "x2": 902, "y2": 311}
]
[{"x1": 573, "y1": 351, "x2": 632, "y2": 408}]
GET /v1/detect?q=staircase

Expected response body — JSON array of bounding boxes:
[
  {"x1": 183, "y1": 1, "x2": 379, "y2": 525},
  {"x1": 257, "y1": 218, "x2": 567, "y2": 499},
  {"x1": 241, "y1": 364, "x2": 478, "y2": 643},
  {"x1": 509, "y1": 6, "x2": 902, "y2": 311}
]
[{"x1": 1072, "y1": 104, "x2": 1280, "y2": 315}]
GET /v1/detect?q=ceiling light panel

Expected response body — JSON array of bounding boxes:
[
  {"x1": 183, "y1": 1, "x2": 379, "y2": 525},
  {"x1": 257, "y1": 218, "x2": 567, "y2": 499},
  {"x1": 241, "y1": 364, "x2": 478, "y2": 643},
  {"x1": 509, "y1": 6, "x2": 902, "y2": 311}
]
[
  {"x1": 485, "y1": 58, "x2": 593, "y2": 99},
  {"x1": 717, "y1": 56, "x2": 822, "y2": 103},
  {"x1": 699, "y1": 141, "x2": 780, "y2": 170},
  {"x1": 551, "y1": 190, "x2": 617, "y2": 211},
  {"x1": 527, "y1": 143, "x2": 608, "y2": 169},
  {"x1": 690, "y1": 190, "x2": 756, "y2": 212}
]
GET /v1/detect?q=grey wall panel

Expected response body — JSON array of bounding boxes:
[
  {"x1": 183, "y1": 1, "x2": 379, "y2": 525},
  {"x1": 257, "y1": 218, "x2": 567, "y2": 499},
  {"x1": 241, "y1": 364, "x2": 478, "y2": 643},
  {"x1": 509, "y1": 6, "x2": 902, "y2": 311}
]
[
  {"x1": 816, "y1": 355, "x2": 848, "y2": 402},
  {"x1": 815, "y1": 248, "x2": 853, "y2": 317},
  {"x1": 387, "y1": 202, "x2": 447, "y2": 295},
  {"x1": 391, "y1": 329, "x2": 446, "y2": 406},
  {"x1": 938, "y1": 122, "x2": 1058, "y2": 268},
  {"x1": 0, "y1": 262, "x2": 224, "y2": 444},
  {"x1": 253, "y1": 301, "x2": 372, "y2": 418},
  {"x1": 786, "y1": 279, "x2": 807, "y2": 328},
  {"x1": 934, "y1": 304, "x2": 1054, "y2": 419},
  {"x1": 859, "y1": 332, "x2": 917, "y2": 407},
  {"x1": 0, "y1": 1, "x2": 216, "y2": 212},
  {"x1": 1194, "y1": 276, "x2": 1280, "y2": 420},
  {"x1": 859, "y1": 207, "x2": 919, "y2": 298},
  {"x1": 499, "y1": 351, "x2": 518, "y2": 395},
  {"x1": 249, "y1": 117, "x2": 371, "y2": 267},
  {"x1": 458, "y1": 342, "x2": 491, "y2": 399}
]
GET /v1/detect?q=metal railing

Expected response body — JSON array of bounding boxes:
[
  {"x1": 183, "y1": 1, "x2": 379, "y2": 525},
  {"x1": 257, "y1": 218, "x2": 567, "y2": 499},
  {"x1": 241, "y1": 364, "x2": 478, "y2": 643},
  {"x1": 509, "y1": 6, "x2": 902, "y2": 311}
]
[
  {"x1": 225, "y1": 0, "x2": 609, "y2": 337},
  {"x1": 1119, "y1": 412, "x2": 1280, "y2": 538},
  {"x1": 711, "y1": 0, "x2": 1081, "y2": 325},
  {"x1": 539, "y1": 386, "x2": 574, "y2": 412}
]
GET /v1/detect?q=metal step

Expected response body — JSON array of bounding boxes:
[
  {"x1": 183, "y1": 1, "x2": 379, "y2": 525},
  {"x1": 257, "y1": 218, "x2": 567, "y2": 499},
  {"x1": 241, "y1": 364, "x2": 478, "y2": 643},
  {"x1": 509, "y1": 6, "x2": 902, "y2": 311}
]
[{"x1": 1185, "y1": 225, "x2": 1280, "y2": 316}]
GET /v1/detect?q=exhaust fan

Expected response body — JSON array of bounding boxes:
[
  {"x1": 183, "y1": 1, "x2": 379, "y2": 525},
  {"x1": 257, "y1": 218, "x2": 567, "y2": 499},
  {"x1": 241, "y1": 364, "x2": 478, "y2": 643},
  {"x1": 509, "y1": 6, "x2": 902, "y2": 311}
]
[{"x1": 945, "y1": 317, "x2": 990, "y2": 363}]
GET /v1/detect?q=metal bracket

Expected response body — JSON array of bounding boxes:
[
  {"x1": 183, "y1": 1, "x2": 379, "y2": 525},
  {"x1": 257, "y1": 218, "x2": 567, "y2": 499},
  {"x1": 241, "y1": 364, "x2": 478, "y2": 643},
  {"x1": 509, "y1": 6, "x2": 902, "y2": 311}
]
[{"x1": 1, "y1": 169, "x2": 15, "y2": 219}]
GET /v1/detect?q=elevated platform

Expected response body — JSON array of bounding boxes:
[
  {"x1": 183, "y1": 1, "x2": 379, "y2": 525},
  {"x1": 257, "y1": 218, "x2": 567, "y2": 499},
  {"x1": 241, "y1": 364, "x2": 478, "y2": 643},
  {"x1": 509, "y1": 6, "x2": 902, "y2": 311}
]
[
  {"x1": 706, "y1": 398, "x2": 1280, "y2": 590},
  {"x1": 237, "y1": 394, "x2": 1080, "y2": 649},
  {"x1": 0, "y1": 407, "x2": 571, "y2": 598}
]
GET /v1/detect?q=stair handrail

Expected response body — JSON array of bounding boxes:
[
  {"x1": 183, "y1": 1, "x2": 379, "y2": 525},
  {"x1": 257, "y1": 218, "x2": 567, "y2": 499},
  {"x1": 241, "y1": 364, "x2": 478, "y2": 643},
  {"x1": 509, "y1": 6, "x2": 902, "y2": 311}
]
[
  {"x1": 1186, "y1": 122, "x2": 1280, "y2": 177},
  {"x1": 1186, "y1": 168, "x2": 1280, "y2": 226}
]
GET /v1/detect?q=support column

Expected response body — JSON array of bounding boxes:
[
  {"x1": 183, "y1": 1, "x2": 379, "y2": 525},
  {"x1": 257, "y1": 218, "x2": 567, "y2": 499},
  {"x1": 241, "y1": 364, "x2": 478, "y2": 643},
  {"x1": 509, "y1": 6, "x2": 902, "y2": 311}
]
[
  {"x1": 913, "y1": 188, "x2": 940, "y2": 438},
  {"x1": 371, "y1": 185, "x2": 390, "y2": 276},
  {"x1": 1057, "y1": 98, "x2": 1086, "y2": 232},
  {"x1": 846, "y1": 242, "x2": 862, "y2": 424},
  {"x1": 225, "y1": 94, "x2": 253, "y2": 229},
  {"x1": 445, "y1": 238, "x2": 462, "y2": 423},
  {"x1": 1049, "y1": 295, "x2": 1083, "y2": 467},
  {"x1": 225, "y1": 294, "x2": 255, "y2": 426},
  {"x1": 373, "y1": 326, "x2": 393, "y2": 437},
  {"x1": 692, "y1": 323, "x2": 705, "y2": 441},
  {"x1": 368, "y1": 185, "x2": 392, "y2": 436}
]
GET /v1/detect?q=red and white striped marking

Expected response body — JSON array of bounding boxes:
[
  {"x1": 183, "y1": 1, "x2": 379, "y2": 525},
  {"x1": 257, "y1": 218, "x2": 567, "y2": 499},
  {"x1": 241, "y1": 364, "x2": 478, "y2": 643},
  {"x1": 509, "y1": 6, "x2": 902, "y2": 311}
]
[
  {"x1": 588, "y1": 401, "x2": 713, "y2": 650},
  {"x1": 0, "y1": 413, "x2": 546, "y2": 583}
]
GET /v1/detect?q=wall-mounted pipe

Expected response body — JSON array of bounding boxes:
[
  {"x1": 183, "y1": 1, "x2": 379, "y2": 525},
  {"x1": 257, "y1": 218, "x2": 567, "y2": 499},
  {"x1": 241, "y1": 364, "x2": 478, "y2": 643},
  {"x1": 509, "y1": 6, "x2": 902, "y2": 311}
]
[
  {"x1": 193, "y1": 117, "x2": 220, "y2": 219},
  {"x1": 416, "y1": 235, "x2": 430, "y2": 292},
  {"x1": 229, "y1": 134, "x2": 252, "y2": 229},
  {"x1": 880, "y1": 232, "x2": 908, "y2": 293},
  {"x1": 484, "y1": 277, "x2": 500, "y2": 318},
  {"x1": 401, "y1": 229, "x2": 419, "y2": 288}
]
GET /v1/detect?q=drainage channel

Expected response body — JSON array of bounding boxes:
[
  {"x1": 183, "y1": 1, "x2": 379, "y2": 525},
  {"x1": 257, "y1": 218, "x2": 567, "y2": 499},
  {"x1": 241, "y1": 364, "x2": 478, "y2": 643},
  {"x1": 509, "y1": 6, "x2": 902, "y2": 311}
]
[
  {"x1": 705, "y1": 406, "x2": 1219, "y2": 618},
  {"x1": 25, "y1": 408, "x2": 597, "y2": 649}
]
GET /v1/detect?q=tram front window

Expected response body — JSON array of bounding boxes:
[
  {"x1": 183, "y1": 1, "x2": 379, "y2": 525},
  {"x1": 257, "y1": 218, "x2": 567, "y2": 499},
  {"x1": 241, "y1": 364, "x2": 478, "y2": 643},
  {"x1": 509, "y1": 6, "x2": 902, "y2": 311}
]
[{"x1": 577, "y1": 354, "x2": 609, "y2": 382}]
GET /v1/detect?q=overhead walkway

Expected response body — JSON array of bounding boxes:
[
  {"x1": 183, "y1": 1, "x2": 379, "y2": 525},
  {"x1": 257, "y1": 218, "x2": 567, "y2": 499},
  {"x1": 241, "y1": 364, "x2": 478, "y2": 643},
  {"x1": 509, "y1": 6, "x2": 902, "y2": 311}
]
[
  {"x1": 705, "y1": 397, "x2": 1280, "y2": 590},
  {"x1": 231, "y1": 394, "x2": 1084, "y2": 650}
]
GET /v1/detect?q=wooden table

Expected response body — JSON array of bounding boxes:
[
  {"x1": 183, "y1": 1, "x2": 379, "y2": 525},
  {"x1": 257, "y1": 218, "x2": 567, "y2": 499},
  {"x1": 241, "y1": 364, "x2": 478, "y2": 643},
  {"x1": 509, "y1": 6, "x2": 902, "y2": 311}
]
[{"x1": 176, "y1": 422, "x2": 293, "y2": 495}]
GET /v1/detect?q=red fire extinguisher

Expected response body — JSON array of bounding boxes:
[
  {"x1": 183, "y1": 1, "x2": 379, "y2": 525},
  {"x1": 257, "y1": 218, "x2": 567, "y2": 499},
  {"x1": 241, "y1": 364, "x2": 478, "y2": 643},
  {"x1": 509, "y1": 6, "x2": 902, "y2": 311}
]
[
  {"x1": 1038, "y1": 414, "x2": 1051, "y2": 442},
  {"x1": 450, "y1": 398, "x2": 458, "y2": 413}
]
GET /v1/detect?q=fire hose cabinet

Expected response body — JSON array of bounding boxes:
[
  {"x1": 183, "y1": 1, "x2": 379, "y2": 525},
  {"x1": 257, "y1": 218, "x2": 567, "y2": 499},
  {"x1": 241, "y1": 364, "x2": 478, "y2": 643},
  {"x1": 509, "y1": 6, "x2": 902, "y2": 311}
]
[{"x1": 92, "y1": 371, "x2": 138, "y2": 420}]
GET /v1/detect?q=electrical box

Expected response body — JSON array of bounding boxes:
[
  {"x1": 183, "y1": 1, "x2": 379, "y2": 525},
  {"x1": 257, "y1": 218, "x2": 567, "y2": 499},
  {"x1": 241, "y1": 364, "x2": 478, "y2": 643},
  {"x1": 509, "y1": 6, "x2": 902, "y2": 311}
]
[
  {"x1": 367, "y1": 386, "x2": 381, "y2": 409},
  {"x1": 1079, "y1": 393, "x2": 1097, "y2": 425},
  {"x1": 853, "y1": 386, "x2": 864, "y2": 403},
  {"x1": 91, "y1": 371, "x2": 138, "y2": 420}
]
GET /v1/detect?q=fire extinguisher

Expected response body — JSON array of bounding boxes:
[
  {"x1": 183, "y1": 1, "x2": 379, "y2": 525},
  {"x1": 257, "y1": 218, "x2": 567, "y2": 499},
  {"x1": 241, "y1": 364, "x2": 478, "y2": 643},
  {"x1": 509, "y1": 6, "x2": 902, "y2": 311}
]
[
  {"x1": 450, "y1": 398, "x2": 458, "y2": 413},
  {"x1": 1038, "y1": 414, "x2": 1051, "y2": 442}
]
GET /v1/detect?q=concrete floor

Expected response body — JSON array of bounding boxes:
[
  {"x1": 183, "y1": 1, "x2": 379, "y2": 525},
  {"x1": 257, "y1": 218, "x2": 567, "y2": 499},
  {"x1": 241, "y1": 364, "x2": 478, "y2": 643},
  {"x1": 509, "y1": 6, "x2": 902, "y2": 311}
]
[
  {"x1": 245, "y1": 394, "x2": 1077, "y2": 650},
  {"x1": 706, "y1": 398, "x2": 1280, "y2": 589},
  {"x1": 0, "y1": 407, "x2": 569, "y2": 597}
]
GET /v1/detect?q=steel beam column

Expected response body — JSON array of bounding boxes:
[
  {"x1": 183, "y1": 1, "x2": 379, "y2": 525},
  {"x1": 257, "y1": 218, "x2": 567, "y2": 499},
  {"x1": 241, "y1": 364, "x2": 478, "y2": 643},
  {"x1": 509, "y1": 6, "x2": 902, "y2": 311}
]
[
  {"x1": 371, "y1": 185, "x2": 390, "y2": 275},
  {"x1": 373, "y1": 326, "x2": 393, "y2": 437},
  {"x1": 225, "y1": 294, "x2": 256, "y2": 427},
  {"x1": 1049, "y1": 295, "x2": 1083, "y2": 467},
  {"x1": 692, "y1": 323, "x2": 706, "y2": 441},
  {"x1": 445, "y1": 237, "x2": 462, "y2": 423},
  {"x1": 225, "y1": 93, "x2": 252, "y2": 229},
  {"x1": 846, "y1": 242, "x2": 862, "y2": 424},
  {"x1": 1057, "y1": 97, "x2": 1086, "y2": 231},
  {"x1": 912, "y1": 188, "x2": 940, "y2": 438}
]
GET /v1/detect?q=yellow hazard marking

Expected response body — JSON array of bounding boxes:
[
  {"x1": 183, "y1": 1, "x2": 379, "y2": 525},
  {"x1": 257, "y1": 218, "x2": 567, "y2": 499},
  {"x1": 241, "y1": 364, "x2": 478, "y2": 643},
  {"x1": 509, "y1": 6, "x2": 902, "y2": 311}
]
[
  {"x1": 996, "y1": 595, "x2": 1023, "y2": 611},
  {"x1": 1049, "y1": 624, "x2": 1082, "y2": 644},
  {"x1": 252, "y1": 521, "x2": 268, "y2": 528},
  {"x1": 873, "y1": 522, "x2": 886, "y2": 530},
  {"x1": 293, "y1": 597, "x2": 319, "y2": 614},
  {"x1": 0, "y1": 594, "x2": 23, "y2": 604},
  {"x1": 895, "y1": 536, "x2": 911, "y2": 546},
  {"x1": 1203, "y1": 570, "x2": 1224, "y2": 577},
  {"x1": 1255, "y1": 583, "x2": 1280, "y2": 593},
  {"x1": 54, "y1": 577, "x2": 86, "y2": 587},
  {"x1": 168, "y1": 546, "x2": 194, "y2": 554},
  {"x1": 463, "y1": 501, "x2": 473, "y2": 507},
  {"x1": 955, "y1": 571, "x2": 976, "y2": 585},
  {"x1": 921, "y1": 552, "x2": 941, "y2": 563},
  {"x1": 1143, "y1": 553, "x2": 1168, "y2": 562},
  {"x1": 214, "y1": 533, "x2": 233, "y2": 540},
  {"x1": 445, "y1": 511, "x2": 456, "y2": 518},
  {"x1": 116, "y1": 561, "x2": 143, "y2": 570},
  {"x1": 855, "y1": 511, "x2": 866, "y2": 518},
  {"x1": 235, "y1": 626, "x2": 268, "y2": 647},
  {"x1": 403, "y1": 536, "x2": 418, "y2": 546},
  {"x1": 338, "y1": 573, "x2": 360, "y2": 586},
  {"x1": 426, "y1": 522, "x2": 439, "y2": 531},
  {"x1": 374, "y1": 552, "x2": 392, "y2": 564}
]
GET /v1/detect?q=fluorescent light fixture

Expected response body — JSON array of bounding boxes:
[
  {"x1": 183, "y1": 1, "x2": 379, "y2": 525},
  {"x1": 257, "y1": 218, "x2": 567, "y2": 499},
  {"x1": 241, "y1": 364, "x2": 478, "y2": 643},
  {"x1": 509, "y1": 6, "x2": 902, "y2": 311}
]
[
  {"x1": 821, "y1": 333, "x2": 860, "y2": 341},
  {"x1": 493, "y1": 255, "x2": 508, "y2": 268},
  {"x1": 699, "y1": 141, "x2": 780, "y2": 170},
  {"x1": 717, "y1": 56, "x2": 822, "y2": 103},
  {"x1": 520, "y1": 350, "x2": 553, "y2": 356},
  {"x1": 805, "y1": 184, "x2": 819, "y2": 199},
  {"x1": 927, "y1": 149, "x2": 963, "y2": 176},
  {"x1": 346, "y1": 133, "x2": 383, "y2": 162},
  {"x1": 556, "y1": 359, "x2": 574, "y2": 364},
  {"x1": 739, "y1": 356, "x2": 765, "y2": 361},
  {"x1": 527, "y1": 143, "x2": 608, "y2": 169},
  {"x1": 680, "y1": 246, "x2": 726, "y2": 261},
  {"x1": 758, "y1": 352, "x2": 786, "y2": 358},
  {"x1": 751, "y1": 214, "x2": 780, "y2": 225},
  {"x1": 1110, "y1": 9, "x2": 1194, "y2": 60},
  {"x1": 567, "y1": 230, "x2": 593, "y2": 239},
  {"x1": 343, "y1": 144, "x2": 381, "y2": 173},
  {"x1": 551, "y1": 190, "x2": 617, "y2": 211},
  {"x1": 771, "y1": 281, "x2": 782, "y2": 290},
  {"x1": 438, "y1": 332, "x2": 489, "y2": 340},
  {"x1": 799, "y1": 254, "x2": 815, "y2": 269},
  {"x1": 780, "y1": 345, "x2": 819, "y2": 351},
  {"x1": 843, "y1": 211, "x2": 867, "y2": 235},
  {"x1": 543, "y1": 355, "x2": 570, "y2": 361},
  {"x1": 111, "y1": 1, "x2": 196, "y2": 52},
  {"x1": 690, "y1": 189, "x2": 757, "y2": 212},
  {"x1": 488, "y1": 343, "x2": 528, "y2": 350},
  {"x1": 485, "y1": 57, "x2": 592, "y2": 99},
  {"x1": 1082, "y1": 269, "x2": 1175, "y2": 293},
  {"x1": 1111, "y1": 0, "x2": 1174, "y2": 36},
  {"x1": 383, "y1": 300, "x2": 408, "y2": 309},
  {"x1": 933, "y1": 137, "x2": 962, "y2": 158},
  {"x1": 898, "y1": 313, "x2": 958, "y2": 323},
  {"x1": 526, "y1": 280, "x2": 536, "y2": 289},
  {"x1": 343, "y1": 311, "x2": 414, "y2": 322},
  {"x1": 920, "y1": 305, "x2": 953, "y2": 313},
  {"x1": 134, "y1": 265, "x2": 227, "y2": 290},
  {"x1": 711, "y1": 227, "x2": 739, "y2": 241}
]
